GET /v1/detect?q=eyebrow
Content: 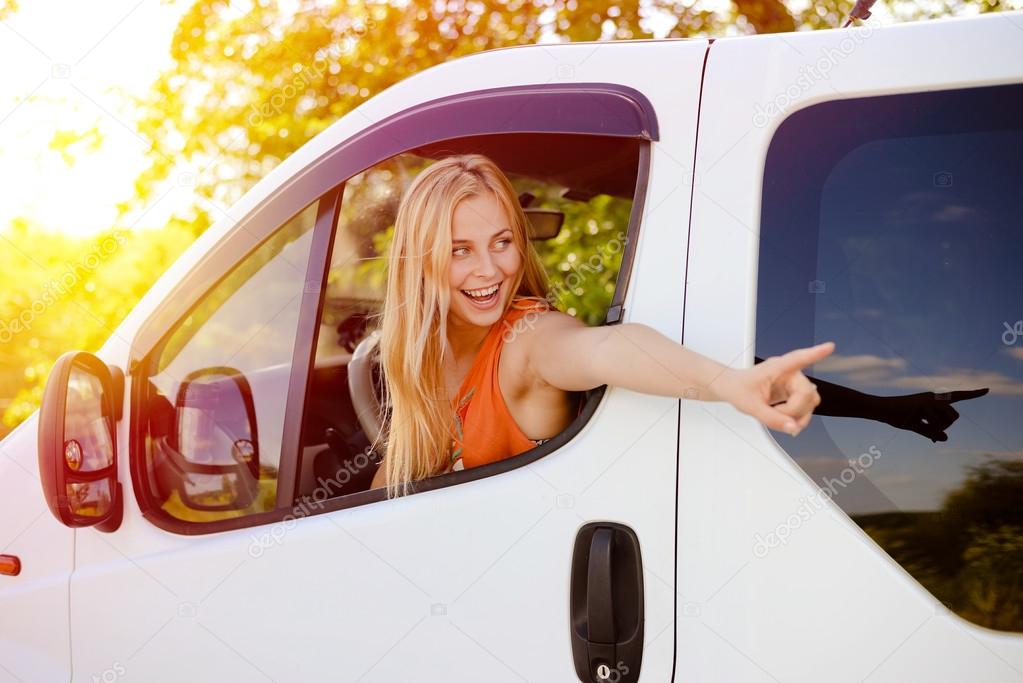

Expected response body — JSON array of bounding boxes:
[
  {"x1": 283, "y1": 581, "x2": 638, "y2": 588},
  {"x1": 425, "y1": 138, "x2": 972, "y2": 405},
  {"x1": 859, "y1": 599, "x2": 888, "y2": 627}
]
[{"x1": 451, "y1": 228, "x2": 512, "y2": 245}]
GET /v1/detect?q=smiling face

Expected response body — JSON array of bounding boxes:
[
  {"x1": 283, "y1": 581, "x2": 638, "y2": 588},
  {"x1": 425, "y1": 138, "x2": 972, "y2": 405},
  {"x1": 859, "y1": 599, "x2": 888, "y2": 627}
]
[{"x1": 447, "y1": 191, "x2": 523, "y2": 330}]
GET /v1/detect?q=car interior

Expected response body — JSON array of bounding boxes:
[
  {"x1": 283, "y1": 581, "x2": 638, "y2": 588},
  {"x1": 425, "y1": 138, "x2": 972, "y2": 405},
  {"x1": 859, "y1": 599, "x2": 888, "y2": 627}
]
[{"x1": 294, "y1": 132, "x2": 644, "y2": 503}]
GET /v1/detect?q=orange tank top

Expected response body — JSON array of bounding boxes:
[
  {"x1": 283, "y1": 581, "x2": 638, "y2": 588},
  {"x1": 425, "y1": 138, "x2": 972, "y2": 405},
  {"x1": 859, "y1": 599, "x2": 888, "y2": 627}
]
[{"x1": 448, "y1": 297, "x2": 577, "y2": 472}]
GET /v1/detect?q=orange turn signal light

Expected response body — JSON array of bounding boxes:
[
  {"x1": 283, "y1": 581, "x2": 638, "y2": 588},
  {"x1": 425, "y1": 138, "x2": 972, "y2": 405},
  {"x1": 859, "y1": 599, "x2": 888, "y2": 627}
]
[{"x1": 0, "y1": 554, "x2": 21, "y2": 576}]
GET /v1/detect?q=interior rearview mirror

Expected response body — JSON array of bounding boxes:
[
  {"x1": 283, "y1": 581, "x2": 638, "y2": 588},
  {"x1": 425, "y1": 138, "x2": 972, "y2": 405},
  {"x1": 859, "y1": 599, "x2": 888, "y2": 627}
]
[{"x1": 525, "y1": 208, "x2": 564, "y2": 241}]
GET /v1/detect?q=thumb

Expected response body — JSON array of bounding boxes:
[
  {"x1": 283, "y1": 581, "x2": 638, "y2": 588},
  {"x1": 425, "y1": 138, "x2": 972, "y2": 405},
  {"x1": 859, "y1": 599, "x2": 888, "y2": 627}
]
[{"x1": 773, "y1": 341, "x2": 835, "y2": 375}]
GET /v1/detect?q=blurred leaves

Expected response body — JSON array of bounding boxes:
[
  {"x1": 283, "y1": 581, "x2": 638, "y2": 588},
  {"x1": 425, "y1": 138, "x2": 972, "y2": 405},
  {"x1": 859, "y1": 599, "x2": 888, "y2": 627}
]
[
  {"x1": 49, "y1": 126, "x2": 103, "y2": 166},
  {"x1": 0, "y1": 220, "x2": 194, "y2": 432}
]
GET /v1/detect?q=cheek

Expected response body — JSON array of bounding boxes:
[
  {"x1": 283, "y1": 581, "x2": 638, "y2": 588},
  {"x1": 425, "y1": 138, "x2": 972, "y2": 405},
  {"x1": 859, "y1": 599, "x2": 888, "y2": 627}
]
[
  {"x1": 498, "y1": 249, "x2": 523, "y2": 275},
  {"x1": 449, "y1": 261, "x2": 470, "y2": 289}
]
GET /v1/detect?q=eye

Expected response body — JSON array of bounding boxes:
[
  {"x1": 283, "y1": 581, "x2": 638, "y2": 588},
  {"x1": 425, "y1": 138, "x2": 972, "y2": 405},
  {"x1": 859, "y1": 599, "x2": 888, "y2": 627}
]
[
  {"x1": 495, "y1": 238, "x2": 512, "y2": 249},
  {"x1": 452, "y1": 246, "x2": 469, "y2": 257}
]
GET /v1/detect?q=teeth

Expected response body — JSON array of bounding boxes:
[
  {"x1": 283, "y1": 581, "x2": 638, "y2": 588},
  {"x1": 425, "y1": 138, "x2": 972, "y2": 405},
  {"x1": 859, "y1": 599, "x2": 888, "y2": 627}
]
[{"x1": 464, "y1": 283, "x2": 499, "y2": 299}]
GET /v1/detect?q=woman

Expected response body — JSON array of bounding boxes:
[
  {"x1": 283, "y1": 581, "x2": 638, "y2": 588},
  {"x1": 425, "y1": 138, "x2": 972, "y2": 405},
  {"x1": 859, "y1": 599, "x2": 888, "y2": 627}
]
[{"x1": 369, "y1": 154, "x2": 832, "y2": 499}]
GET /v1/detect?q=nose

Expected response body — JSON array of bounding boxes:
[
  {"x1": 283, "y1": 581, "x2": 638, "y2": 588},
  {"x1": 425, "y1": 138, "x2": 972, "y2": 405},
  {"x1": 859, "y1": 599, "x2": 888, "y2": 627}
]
[{"x1": 473, "y1": 249, "x2": 497, "y2": 280}]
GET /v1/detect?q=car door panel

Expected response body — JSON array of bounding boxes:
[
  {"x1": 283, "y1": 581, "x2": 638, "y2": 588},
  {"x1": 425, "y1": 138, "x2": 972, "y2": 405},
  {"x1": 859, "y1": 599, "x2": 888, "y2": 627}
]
[
  {"x1": 682, "y1": 14, "x2": 1023, "y2": 682},
  {"x1": 66, "y1": 38, "x2": 707, "y2": 682}
]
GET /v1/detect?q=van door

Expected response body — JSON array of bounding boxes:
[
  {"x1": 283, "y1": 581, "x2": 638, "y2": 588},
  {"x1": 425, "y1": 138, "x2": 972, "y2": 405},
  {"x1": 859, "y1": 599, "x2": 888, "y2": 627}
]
[
  {"x1": 683, "y1": 13, "x2": 1023, "y2": 682},
  {"x1": 0, "y1": 418, "x2": 73, "y2": 682},
  {"x1": 68, "y1": 39, "x2": 708, "y2": 681}
]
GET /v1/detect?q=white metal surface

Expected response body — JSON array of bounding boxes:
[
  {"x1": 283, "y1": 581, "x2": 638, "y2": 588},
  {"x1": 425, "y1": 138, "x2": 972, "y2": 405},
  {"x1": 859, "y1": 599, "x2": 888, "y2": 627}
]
[
  {"x1": 0, "y1": 416, "x2": 73, "y2": 683},
  {"x1": 680, "y1": 11, "x2": 1023, "y2": 683},
  {"x1": 64, "y1": 38, "x2": 705, "y2": 681}
]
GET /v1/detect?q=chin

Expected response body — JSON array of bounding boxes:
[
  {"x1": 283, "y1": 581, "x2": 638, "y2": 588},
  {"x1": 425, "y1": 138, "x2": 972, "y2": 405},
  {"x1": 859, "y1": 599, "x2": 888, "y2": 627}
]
[{"x1": 456, "y1": 300, "x2": 502, "y2": 326}]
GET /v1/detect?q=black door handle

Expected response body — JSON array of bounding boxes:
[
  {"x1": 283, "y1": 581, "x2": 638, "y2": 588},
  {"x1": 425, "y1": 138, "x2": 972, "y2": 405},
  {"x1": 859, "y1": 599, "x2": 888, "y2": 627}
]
[
  {"x1": 570, "y1": 522, "x2": 644, "y2": 682},
  {"x1": 587, "y1": 528, "x2": 616, "y2": 644}
]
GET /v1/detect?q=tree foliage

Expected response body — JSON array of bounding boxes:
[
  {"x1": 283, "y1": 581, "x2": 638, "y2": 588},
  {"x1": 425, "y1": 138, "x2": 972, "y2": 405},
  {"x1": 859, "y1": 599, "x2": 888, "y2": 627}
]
[{"x1": 857, "y1": 459, "x2": 1023, "y2": 631}]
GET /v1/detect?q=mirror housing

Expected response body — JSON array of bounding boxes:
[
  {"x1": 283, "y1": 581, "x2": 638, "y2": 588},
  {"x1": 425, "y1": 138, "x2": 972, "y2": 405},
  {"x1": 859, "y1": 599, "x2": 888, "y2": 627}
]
[
  {"x1": 151, "y1": 367, "x2": 261, "y2": 512},
  {"x1": 37, "y1": 351, "x2": 123, "y2": 532},
  {"x1": 525, "y1": 208, "x2": 564, "y2": 240}
]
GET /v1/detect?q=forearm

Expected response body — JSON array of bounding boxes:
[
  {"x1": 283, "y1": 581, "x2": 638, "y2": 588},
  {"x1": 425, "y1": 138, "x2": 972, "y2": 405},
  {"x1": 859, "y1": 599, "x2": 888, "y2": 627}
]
[{"x1": 590, "y1": 323, "x2": 735, "y2": 401}]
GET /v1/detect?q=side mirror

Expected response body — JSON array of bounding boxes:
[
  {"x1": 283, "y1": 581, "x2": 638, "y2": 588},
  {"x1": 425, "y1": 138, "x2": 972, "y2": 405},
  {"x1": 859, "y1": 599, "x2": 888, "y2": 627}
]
[
  {"x1": 152, "y1": 367, "x2": 260, "y2": 512},
  {"x1": 37, "y1": 351, "x2": 123, "y2": 532},
  {"x1": 525, "y1": 209, "x2": 565, "y2": 241}
]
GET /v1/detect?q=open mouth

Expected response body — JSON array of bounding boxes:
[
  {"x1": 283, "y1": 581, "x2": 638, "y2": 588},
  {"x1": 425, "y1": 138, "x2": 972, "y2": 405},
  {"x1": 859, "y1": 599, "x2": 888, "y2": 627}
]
[{"x1": 460, "y1": 281, "x2": 502, "y2": 308}]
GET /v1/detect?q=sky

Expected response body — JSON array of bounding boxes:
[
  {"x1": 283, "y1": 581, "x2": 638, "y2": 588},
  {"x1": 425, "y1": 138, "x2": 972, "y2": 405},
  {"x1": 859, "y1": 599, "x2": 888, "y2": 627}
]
[{"x1": 0, "y1": 0, "x2": 191, "y2": 237}]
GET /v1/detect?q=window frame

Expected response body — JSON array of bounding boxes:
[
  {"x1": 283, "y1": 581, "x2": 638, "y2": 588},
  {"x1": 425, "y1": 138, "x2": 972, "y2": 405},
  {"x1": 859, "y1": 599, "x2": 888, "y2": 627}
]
[{"x1": 129, "y1": 82, "x2": 659, "y2": 535}]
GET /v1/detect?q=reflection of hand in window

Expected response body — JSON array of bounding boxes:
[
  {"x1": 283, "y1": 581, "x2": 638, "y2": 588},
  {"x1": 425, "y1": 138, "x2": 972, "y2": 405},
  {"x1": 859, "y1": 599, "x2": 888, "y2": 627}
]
[
  {"x1": 855, "y1": 388, "x2": 988, "y2": 443},
  {"x1": 755, "y1": 356, "x2": 990, "y2": 442}
]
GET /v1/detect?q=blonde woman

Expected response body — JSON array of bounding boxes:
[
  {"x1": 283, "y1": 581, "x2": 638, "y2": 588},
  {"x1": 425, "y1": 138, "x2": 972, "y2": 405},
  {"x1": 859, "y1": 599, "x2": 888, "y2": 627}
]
[{"x1": 369, "y1": 154, "x2": 833, "y2": 499}]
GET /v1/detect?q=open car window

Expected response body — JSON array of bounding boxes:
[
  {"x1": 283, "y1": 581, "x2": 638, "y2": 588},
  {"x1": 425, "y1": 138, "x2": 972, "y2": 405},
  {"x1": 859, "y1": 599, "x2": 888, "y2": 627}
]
[{"x1": 295, "y1": 133, "x2": 641, "y2": 504}]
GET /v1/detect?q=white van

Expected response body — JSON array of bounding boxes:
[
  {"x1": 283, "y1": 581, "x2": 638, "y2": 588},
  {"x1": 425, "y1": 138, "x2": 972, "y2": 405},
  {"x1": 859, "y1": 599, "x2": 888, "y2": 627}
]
[{"x1": 3, "y1": 10, "x2": 1022, "y2": 682}]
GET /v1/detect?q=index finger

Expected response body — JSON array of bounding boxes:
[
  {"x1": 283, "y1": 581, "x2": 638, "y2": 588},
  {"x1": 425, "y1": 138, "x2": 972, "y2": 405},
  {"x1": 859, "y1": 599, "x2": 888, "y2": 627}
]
[{"x1": 773, "y1": 341, "x2": 835, "y2": 375}]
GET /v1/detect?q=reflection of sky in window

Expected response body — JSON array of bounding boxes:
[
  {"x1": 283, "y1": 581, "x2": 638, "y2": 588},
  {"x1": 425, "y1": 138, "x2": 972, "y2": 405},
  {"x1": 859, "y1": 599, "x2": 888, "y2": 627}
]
[
  {"x1": 160, "y1": 227, "x2": 312, "y2": 383},
  {"x1": 148, "y1": 224, "x2": 313, "y2": 407},
  {"x1": 764, "y1": 128, "x2": 1023, "y2": 514}
]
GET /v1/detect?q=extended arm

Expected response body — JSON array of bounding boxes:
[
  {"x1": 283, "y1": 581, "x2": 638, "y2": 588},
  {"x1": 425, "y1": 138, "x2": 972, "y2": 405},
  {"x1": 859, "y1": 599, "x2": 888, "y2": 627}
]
[{"x1": 527, "y1": 313, "x2": 832, "y2": 436}]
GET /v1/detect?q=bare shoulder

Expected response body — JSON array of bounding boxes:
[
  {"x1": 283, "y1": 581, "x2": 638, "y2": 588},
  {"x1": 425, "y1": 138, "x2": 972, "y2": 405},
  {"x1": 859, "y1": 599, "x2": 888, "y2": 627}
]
[
  {"x1": 498, "y1": 307, "x2": 589, "y2": 436},
  {"x1": 510, "y1": 306, "x2": 586, "y2": 346},
  {"x1": 503, "y1": 307, "x2": 588, "y2": 388}
]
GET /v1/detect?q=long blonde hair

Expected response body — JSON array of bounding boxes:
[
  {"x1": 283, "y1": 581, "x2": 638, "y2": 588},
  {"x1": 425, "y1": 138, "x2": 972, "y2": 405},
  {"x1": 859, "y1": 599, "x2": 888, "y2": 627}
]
[{"x1": 376, "y1": 154, "x2": 549, "y2": 499}]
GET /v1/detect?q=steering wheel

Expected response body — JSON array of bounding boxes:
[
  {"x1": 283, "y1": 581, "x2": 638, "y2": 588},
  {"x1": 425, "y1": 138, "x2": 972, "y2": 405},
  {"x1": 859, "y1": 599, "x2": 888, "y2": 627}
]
[{"x1": 347, "y1": 329, "x2": 383, "y2": 445}]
